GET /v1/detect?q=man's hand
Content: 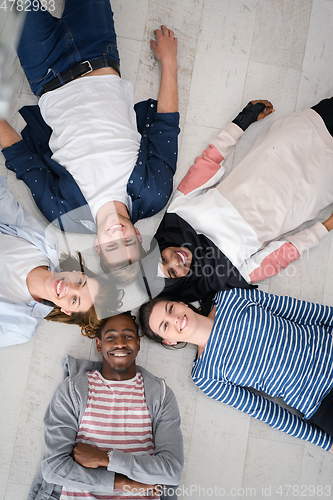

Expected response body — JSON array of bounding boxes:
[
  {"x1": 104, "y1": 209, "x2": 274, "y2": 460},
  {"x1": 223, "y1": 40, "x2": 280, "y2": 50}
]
[
  {"x1": 73, "y1": 442, "x2": 109, "y2": 468},
  {"x1": 151, "y1": 25, "x2": 178, "y2": 66},
  {"x1": 151, "y1": 25, "x2": 178, "y2": 113},
  {"x1": 251, "y1": 100, "x2": 275, "y2": 121},
  {"x1": 114, "y1": 473, "x2": 161, "y2": 496}
]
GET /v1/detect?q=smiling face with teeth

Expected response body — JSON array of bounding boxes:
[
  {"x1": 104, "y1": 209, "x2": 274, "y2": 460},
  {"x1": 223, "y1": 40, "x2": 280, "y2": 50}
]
[
  {"x1": 95, "y1": 205, "x2": 143, "y2": 269},
  {"x1": 159, "y1": 246, "x2": 192, "y2": 279},
  {"x1": 148, "y1": 300, "x2": 199, "y2": 345},
  {"x1": 95, "y1": 314, "x2": 140, "y2": 380},
  {"x1": 44, "y1": 271, "x2": 99, "y2": 316}
]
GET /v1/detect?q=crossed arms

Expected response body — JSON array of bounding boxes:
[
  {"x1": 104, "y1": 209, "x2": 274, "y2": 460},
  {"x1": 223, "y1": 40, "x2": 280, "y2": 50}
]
[{"x1": 40, "y1": 376, "x2": 183, "y2": 495}]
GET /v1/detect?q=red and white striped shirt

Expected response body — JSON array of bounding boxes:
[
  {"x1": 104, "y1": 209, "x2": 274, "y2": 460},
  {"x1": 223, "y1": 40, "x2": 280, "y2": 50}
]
[{"x1": 60, "y1": 371, "x2": 158, "y2": 500}]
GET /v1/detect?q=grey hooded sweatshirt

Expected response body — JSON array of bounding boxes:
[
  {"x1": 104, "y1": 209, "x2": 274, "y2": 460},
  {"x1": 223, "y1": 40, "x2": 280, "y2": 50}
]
[{"x1": 28, "y1": 355, "x2": 184, "y2": 500}]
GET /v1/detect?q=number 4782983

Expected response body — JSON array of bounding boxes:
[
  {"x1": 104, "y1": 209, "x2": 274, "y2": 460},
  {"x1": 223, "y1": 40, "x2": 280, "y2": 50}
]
[{"x1": 0, "y1": 0, "x2": 55, "y2": 11}]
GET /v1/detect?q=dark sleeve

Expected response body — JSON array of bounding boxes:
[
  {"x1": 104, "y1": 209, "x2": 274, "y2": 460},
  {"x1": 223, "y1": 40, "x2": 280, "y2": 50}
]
[
  {"x1": 128, "y1": 99, "x2": 180, "y2": 223},
  {"x1": 2, "y1": 140, "x2": 94, "y2": 233}
]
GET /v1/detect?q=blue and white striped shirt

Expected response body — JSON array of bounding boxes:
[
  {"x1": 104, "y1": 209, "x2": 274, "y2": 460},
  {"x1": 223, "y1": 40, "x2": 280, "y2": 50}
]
[{"x1": 192, "y1": 288, "x2": 333, "y2": 450}]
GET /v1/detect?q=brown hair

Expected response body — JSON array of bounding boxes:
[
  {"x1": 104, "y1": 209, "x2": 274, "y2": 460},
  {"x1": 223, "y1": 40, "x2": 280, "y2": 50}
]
[
  {"x1": 45, "y1": 253, "x2": 122, "y2": 335},
  {"x1": 138, "y1": 296, "x2": 203, "y2": 349},
  {"x1": 99, "y1": 240, "x2": 147, "y2": 284}
]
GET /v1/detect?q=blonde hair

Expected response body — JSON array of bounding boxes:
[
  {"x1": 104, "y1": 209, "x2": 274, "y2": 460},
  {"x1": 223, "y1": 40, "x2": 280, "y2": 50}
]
[{"x1": 45, "y1": 253, "x2": 122, "y2": 334}]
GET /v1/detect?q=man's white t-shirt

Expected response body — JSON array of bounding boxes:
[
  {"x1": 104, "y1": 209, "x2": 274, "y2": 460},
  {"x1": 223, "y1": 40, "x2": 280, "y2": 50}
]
[
  {"x1": 39, "y1": 75, "x2": 141, "y2": 220},
  {"x1": 0, "y1": 233, "x2": 49, "y2": 304}
]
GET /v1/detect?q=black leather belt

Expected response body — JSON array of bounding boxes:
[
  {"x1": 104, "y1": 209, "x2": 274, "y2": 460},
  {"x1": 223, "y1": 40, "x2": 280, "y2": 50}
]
[{"x1": 39, "y1": 57, "x2": 120, "y2": 97}]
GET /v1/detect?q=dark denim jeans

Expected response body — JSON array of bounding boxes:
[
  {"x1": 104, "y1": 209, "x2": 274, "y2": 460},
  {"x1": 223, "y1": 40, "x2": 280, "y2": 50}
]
[{"x1": 17, "y1": 0, "x2": 120, "y2": 96}]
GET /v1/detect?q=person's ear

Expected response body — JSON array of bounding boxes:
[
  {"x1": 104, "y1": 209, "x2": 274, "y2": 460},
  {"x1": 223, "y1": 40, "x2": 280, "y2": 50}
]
[
  {"x1": 96, "y1": 337, "x2": 102, "y2": 352},
  {"x1": 135, "y1": 228, "x2": 143, "y2": 244},
  {"x1": 162, "y1": 339, "x2": 178, "y2": 346},
  {"x1": 95, "y1": 238, "x2": 100, "y2": 255},
  {"x1": 60, "y1": 308, "x2": 72, "y2": 316}
]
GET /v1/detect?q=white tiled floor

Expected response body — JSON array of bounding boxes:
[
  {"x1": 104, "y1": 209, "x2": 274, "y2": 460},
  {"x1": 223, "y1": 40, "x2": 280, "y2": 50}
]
[{"x1": 1, "y1": 1, "x2": 333, "y2": 499}]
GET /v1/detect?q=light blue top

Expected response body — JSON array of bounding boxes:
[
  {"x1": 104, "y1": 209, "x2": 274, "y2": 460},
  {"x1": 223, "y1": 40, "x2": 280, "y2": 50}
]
[
  {"x1": 0, "y1": 177, "x2": 59, "y2": 347},
  {"x1": 192, "y1": 288, "x2": 333, "y2": 450}
]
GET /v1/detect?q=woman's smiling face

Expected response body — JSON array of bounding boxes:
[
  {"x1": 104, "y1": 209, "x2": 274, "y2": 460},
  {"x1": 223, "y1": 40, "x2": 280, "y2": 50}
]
[
  {"x1": 159, "y1": 246, "x2": 192, "y2": 279},
  {"x1": 44, "y1": 271, "x2": 99, "y2": 315},
  {"x1": 148, "y1": 300, "x2": 198, "y2": 345}
]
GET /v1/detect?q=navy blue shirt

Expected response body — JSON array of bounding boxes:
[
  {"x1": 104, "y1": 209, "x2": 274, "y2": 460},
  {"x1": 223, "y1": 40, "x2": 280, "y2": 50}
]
[{"x1": 3, "y1": 99, "x2": 180, "y2": 233}]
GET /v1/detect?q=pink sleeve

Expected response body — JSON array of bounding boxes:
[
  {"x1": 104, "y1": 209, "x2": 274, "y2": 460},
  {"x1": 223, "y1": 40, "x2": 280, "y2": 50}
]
[
  {"x1": 249, "y1": 242, "x2": 300, "y2": 283},
  {"x1": 177, "y1": 144, "x2": 223, "y2": 195},
  {"x1": 247, "y1": 223, "x2": 328, "y2": 283}
]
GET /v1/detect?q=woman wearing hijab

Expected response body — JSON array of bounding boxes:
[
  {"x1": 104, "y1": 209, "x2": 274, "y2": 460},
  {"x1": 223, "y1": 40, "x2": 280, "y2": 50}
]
[{"x1": 139, "y1": 98, "x2": 333, "y2": 302}]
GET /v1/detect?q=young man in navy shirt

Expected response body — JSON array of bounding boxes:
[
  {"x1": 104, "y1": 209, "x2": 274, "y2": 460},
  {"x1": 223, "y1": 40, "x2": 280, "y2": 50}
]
[{"x1": 0, "y1": 0, "x2": 179, "y2": 279}]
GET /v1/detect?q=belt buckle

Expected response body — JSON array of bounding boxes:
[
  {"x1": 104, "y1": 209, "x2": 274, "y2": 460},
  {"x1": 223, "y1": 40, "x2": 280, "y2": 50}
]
[{"x1": 81, "y1": 61, "x2": 93, "y2": 76}]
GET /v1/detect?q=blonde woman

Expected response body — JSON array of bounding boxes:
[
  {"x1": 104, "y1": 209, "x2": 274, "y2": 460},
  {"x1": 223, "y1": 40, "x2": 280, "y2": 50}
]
[{"x1": 0, "y1": 178, "x2": 120, "y2": 347}]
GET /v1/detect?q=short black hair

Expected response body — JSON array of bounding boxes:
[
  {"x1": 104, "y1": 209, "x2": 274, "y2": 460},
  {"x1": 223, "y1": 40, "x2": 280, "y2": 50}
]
[{"x1": 97, "y1": 311, "x2": 140, "y2": 340}]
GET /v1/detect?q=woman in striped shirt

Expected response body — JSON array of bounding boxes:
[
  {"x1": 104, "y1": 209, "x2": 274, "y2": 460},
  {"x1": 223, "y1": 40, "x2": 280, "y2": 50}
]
[{"x1": 139, "y1": 288, "x2": 333, "y2": 451}]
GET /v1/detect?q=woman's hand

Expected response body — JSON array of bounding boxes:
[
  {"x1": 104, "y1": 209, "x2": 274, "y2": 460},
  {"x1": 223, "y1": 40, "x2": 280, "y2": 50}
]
[{"x1": 251, "y1": 100, "x2": 275, "y2": 121}]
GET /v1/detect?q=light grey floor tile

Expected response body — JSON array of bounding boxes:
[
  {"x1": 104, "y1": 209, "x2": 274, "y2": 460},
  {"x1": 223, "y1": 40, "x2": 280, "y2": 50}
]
[
  {"x1": 300, "y1": 442, "x2": 333, "y2": 488},
  {"x1": 186, "y1": 0, "x2": 257, "y2": 129},
  {"x1": 0, "y1": 340, "x2": 35, "y2": 479},
  {"x1": 0, "y1": 480, "x2": 7, "y2": 500},
  {"x1": 297, "y1": 0, "x2": 333, "y2": 108},
  {"x1": 182, "y1": 391, "x2": 250, "y2": 491},
  {"x1": 243, "y1": 437, "x2": 304, "y2": 493},
  {"x1": 4, "y1": 483, "x2": 31, "y2": 500},
  {"x1": 112, "y1": 0, "x2": 149, "y2": 41},
  {"x1": 250, "y1": 0, "x2": 312, "y2": 70}
]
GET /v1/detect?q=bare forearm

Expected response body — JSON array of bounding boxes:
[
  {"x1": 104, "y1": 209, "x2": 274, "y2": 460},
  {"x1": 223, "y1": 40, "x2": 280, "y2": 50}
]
[
  {"x1": 157, "y1": 59, "x2": 178, "y2": 113},
  {"x1": 73, "y1": 442, "x2": 109, "y2": 468},
  {"x1": 0, "y1": 120, "x2": 21, "y2": 149},
  {"x1": 151, "y1": 25, "x2": 178, "y2": 113}
]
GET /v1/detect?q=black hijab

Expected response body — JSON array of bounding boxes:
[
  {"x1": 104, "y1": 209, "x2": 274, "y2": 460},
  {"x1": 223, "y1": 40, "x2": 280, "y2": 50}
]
[{"x1": 139, "y1": 213, "x2": 254, "y2": 303}]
